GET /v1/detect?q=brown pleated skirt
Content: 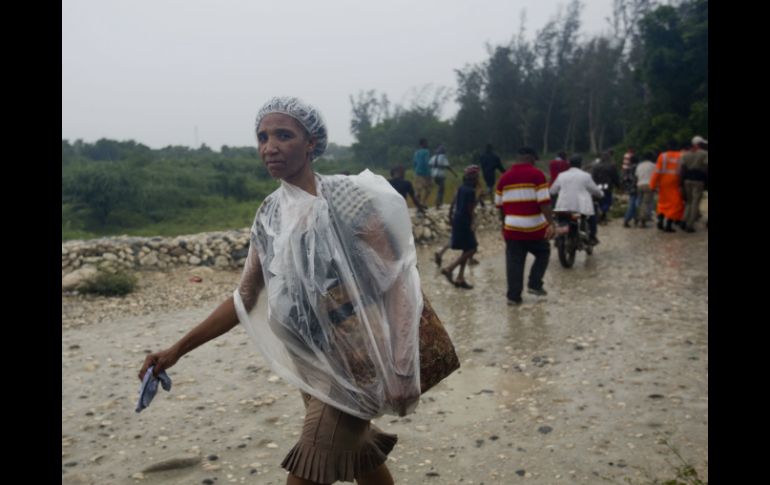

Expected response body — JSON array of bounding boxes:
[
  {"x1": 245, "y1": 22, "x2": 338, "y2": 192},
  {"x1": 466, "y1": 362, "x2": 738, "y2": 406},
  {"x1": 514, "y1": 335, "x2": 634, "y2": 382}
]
[{"x1": 281, "y1": 392, "x2": 398, "y2": 484}]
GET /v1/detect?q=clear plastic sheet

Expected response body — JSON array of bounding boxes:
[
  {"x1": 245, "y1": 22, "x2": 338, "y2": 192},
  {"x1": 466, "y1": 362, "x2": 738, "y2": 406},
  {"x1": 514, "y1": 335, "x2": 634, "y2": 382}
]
[{"x1": 234, "y1": 170, "x2": 422, "y2": 420}]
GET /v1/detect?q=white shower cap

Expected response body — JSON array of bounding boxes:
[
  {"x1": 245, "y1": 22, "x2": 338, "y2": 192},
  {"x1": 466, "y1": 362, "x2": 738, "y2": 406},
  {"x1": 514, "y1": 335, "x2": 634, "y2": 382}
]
[{"x1": 256, "y1": 96, "x2": 328, "y2": 160}]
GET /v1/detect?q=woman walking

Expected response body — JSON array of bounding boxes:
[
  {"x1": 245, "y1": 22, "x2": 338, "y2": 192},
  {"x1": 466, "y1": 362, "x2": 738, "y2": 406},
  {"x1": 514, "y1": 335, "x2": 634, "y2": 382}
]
[
  {"x1": 138, "y1": 97, "x2": 422, "y2": 485},
  {"x1": 440, "y1": 166, "x2": 481, "y2": 289}
]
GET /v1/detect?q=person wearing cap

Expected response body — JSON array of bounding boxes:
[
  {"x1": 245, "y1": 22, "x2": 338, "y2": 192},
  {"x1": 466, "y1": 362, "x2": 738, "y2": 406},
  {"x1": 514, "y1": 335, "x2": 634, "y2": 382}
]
[
  {"x1": 548, "y1": 151, "x2": 570, "y2": 211},
  {"x1": 429, "y1": 145, "x2": 458, "y2": 209},
  {"x1": 495, "y1": 147, "x2": 555, "y2": 305},
  {"x1": 634, "y1": 152, "x2": 657, "y2": 228},
  {"x1": 440, "y1": 165, "x2": 481, "y2": 289},
  {"x1": 650, "y1": 139, "x2": 686, "y2": 233},
  {"x1": 548, "y1": 151, "x2": 570, "y2": 187},
  {"x1": 138, "y1": 97, "x2": 423, "y2": 485},
  {"x1": 550, "y1": 155, "x2": 603, "y2": 244},
  {"x1": 680, "y1": 135, "x2": 708, "y2": 232}
]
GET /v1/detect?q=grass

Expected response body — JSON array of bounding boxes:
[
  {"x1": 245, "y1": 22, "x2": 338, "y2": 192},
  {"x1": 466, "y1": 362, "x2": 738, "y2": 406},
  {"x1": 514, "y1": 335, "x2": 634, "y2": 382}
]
[
  {"x1": 62, "y1": 198, "x2": 261, "y2": 241},
  {"x1": 59, "y1": 160, "x2": 554, "y2": 241},
  {"x1": 79, "y1": 270, "x2": 138, "y2": 297}
]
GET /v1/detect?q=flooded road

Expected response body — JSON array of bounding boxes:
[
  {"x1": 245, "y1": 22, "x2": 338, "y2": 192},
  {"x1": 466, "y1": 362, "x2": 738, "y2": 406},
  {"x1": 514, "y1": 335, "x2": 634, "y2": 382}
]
[{"x1": 62, "y1": 205, "x2": 707, "y2": 485}]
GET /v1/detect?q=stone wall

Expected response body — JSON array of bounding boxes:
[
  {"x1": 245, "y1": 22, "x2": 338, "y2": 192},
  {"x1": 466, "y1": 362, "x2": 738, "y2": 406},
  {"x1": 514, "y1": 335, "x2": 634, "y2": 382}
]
[{"x1": 61, "y1": 205, "x2": 502, "y2": 287}]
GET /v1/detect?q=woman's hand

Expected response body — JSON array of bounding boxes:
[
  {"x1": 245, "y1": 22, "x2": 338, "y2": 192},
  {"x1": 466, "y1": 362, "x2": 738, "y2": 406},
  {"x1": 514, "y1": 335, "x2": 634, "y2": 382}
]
[{"x1": 138, "y1": 346, "x2": 181, "y2": 381}]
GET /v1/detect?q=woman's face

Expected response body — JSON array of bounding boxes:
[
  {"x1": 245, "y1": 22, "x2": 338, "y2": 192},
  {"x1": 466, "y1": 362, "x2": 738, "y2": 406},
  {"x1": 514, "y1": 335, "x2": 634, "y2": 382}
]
[{"x1": 257, "y1": 113, "x2": 316, "y2": 183}]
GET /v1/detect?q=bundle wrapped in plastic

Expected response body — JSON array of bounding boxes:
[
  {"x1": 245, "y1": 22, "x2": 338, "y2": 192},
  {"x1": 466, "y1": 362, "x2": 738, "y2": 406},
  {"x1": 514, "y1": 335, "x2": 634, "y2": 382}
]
[{"x1": 234, "y1": 170, "x2": 422, "y2": 420}]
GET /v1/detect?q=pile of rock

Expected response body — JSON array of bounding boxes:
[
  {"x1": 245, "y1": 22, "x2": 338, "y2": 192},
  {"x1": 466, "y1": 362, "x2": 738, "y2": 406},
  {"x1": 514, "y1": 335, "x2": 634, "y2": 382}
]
[
  {"x1": 61, "y1": 230, "x2": 251, "y2": 285},
  {"x1": 61, "y1": 205, "x2": 502, "y2": 288},
  {"x1": 411, "y1": 209, "x2": 450, "y2": 244},
  {"x1": 411, "y1": 204, "x2": 501, "y2": 245}
]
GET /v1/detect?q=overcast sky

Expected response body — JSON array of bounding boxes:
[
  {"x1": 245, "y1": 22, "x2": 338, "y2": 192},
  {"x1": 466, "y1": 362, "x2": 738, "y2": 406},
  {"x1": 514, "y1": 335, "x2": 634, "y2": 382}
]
[{"x1": 62, "y1": 0, "x2": 616, "y2": 149}]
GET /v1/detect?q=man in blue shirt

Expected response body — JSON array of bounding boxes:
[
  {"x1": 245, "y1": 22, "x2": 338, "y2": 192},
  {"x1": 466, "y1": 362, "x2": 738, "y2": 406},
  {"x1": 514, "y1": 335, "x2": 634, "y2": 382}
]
[{"x1": 413, "y1": 138, "x2": 432, "y2": 206}]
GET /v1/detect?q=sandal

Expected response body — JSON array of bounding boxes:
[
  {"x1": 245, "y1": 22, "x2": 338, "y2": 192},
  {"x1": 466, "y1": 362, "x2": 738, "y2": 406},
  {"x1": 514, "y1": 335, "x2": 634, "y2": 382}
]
[
  {"x1": 454, "y1": 281, "x2": 474, "y2": 290},
  {"x1": 441, "y1": 268, "x2": 454, "y2": 285}
]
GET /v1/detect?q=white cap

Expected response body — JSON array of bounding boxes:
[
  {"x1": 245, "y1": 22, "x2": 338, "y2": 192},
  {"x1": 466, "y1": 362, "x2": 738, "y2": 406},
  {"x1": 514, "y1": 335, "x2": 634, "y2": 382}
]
[{"x1": 692, "y1": 135, "x2": 708, "y2": 146}]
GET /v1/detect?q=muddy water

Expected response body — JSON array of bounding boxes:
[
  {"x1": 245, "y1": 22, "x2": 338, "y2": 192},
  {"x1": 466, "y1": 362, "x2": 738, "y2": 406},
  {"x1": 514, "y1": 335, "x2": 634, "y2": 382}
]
[{"x1": 62, "y1": 205, "x2": 707, "y2": 485}]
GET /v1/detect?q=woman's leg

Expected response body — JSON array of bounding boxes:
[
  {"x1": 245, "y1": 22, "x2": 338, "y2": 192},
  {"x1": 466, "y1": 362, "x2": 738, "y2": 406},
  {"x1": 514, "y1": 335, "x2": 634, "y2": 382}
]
[
  {"x1": 624, "y1": 193, "x2": 639, "y2": 226},
  {"x1": 445, "y1": 248, "x2": 474, "y2": 275},
  {"x1": 356, "y1": 463, "x2": 395, "y2": 485},
  {"x1": 455, "y1": 249, "x2": 476, "y2": 283},
  {"x1": 435, "y1": 177, "x2": 446, "y2": 208},
  {"x1": 435, "y1": 241, "x2": 450, "y2": 265}
]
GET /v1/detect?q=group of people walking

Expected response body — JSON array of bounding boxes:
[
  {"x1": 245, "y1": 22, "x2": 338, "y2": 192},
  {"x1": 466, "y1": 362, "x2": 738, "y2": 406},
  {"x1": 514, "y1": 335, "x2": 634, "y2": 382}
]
[
  {"x1": 410, "y1": 138, "x2": 459, "y2": 211},
  {"x1": 621, "y1": 136, "x2": 708, "y2": 233},
  {"x1": 135, "y1": 95, "x2": 707, "y2": 485},
  {"x1": 416, "y1": 137, "x2": 707, "y2": 307}
]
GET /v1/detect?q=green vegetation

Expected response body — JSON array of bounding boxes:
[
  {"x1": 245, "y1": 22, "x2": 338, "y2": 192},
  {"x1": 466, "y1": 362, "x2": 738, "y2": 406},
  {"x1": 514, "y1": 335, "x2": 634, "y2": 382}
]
[
  {"x1": 62, "y1": 139, "x2": 281, "y2": 241},
  {"x1": 79, "y1": 270, "x2": 138, "y2": 297},
  {"x1": 62, "y1": 0, "x2": 705, "y2": 240},
  {"x1": 61, "y1": 139, "x2": 396, "y2": 241},
  {"x1": 350, "y1": 0, "x2": 707, "y2": 164}
]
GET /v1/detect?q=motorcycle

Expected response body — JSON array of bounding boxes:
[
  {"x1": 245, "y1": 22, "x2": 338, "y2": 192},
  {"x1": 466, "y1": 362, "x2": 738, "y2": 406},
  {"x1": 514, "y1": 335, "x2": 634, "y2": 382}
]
[
  {"x1": 554, "y1": 211, "x2": 593, "y2": 268},
  {"x1": 595, "y1": 182, "x2": 610, "y2": 224}
]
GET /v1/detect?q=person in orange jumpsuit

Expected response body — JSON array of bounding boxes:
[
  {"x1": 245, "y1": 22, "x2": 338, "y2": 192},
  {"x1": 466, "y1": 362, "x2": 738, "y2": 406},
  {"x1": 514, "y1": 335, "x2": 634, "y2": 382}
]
[{"x1": 649, "y1": 140, "x2": 685, "y2": 233}]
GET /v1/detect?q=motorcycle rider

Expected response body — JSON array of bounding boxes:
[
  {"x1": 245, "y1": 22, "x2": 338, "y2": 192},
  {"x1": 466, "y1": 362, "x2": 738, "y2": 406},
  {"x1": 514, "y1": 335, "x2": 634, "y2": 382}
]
[
  {"x1": 591, "y1": 151, "x2": 620, "y2": 224},
  {"x1": 550, "y1": 155, "x2": 604, "y2": 245}
]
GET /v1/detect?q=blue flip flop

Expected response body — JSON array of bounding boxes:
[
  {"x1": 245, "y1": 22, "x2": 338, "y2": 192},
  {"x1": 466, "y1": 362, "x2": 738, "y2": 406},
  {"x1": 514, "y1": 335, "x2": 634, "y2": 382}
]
[{"x1": 136, "y1": 366, "x2": 172, "y2": 413}]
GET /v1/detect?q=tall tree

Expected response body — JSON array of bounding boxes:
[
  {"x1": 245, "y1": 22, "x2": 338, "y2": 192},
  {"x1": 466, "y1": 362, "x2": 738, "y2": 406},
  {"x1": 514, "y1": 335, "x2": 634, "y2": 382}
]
[
  {"x1": 484, "y1": 46, "x2": 519, "y2": 154},
  {"x1": 534, "y1": 0, "x2": 583, "y2": 154},
  {"x1": 453, "y1": 65, "x2": 488, "y2": 155}
]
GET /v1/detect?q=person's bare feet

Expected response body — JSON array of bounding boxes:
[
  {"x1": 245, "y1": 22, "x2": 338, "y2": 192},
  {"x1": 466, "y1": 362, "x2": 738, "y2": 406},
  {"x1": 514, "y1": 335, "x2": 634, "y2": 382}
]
[
  {"x1": 441, "y1": 268, "x2": 454, "y2": 285},
  {"x1": 454, "y1": 280, "x2": 473, "y2": 289}
]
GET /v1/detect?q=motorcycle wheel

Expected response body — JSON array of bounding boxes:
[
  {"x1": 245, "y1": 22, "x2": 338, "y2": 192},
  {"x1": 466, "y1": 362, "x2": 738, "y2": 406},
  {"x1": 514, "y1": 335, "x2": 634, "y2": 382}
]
[{"x1": 557, "y1": 234, "x2": 576, "y2": 268}]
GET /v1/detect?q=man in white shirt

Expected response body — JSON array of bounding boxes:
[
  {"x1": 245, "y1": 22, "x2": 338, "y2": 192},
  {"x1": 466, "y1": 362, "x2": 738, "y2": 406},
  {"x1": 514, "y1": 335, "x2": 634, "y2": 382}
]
[
  {"x1": 550, "y1": 155, "x2": 604, "y2": 245},
  {"x1": 429, "y1": 145, "x2": 458, "y2": 209},
  {"x1": 634, "y1": 153, "x2": 657, "y2": 228}
]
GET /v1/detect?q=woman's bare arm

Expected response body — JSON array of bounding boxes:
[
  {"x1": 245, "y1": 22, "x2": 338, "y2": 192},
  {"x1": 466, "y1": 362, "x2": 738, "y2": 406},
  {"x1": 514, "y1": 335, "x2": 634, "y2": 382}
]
[
  {"x1": 138, "y1": 297, "x2": 239, "y2": 379},
  {"x1": 138, "y1": 250, "x2": 265, "y2": 380}
]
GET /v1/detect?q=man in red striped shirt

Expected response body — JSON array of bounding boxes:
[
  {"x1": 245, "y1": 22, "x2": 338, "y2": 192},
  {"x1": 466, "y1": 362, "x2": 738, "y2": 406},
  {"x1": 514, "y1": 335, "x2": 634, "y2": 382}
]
[{"x1": 495, "y1": 147, "x2": 555, "y2": 305}]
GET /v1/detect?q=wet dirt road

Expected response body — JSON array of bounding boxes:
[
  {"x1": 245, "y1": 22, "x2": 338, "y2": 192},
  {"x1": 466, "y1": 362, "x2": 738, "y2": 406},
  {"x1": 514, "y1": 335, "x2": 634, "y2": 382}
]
[{"x1": 62, "y1": 209, "x2": 707, "y2": 485}]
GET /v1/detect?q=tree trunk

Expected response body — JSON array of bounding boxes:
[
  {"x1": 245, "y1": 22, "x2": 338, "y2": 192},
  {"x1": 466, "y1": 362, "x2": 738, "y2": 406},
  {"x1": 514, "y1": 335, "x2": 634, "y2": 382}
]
[
  {"x1": 588, "y1": 90, "x2": 598, "y2": 156},
  {"x1": 598, "y1": 124, "x2": 605, "y2": 154},
  {"x1": 519, "y1": 109, "x2": 530, "y2": 148},
  {"x1": 542, "y1": 86, "x2": 557, "y2": 155},
  {"x1": 565, "y1": 105, "x2": 576, "y2": 153}
]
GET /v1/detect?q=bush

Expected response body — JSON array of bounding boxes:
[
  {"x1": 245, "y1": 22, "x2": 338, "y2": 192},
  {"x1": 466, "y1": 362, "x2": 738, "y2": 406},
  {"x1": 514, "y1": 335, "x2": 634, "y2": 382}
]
[
  {"x1": 609, "y1": 198, "x2": 629, "y2": 219},
  {"x1": 80, "y1": 270, "x2": 138, "y2": 297}
]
